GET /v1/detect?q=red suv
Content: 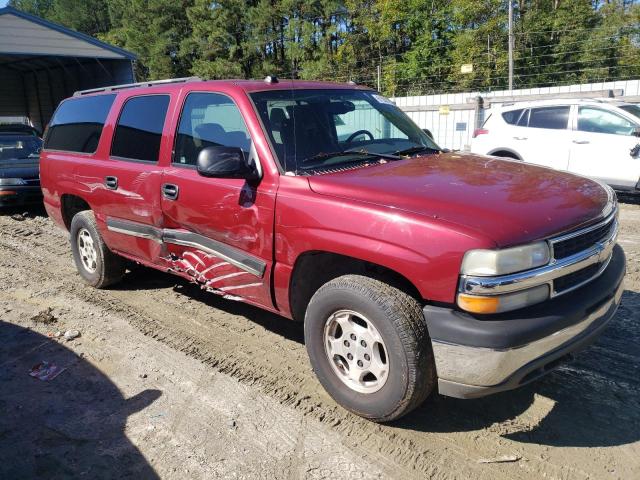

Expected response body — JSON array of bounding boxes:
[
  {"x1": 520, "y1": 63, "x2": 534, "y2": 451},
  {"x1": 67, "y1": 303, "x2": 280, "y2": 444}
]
[{"x1": 40, "y1": 77, "x2": 625, "y2": 421}]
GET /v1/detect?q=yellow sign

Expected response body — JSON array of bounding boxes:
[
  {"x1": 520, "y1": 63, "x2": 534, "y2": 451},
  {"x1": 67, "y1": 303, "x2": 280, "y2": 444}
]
[
  {"x1": 439, "y1": 105, "x2": 450, "y2": 115},
  {"x1": 460, "y1": 64, "x2": 473, "y2": 74}
]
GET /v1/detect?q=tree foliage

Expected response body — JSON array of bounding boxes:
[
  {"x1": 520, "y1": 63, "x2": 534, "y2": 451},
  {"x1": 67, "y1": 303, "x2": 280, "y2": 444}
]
[{"x1": 9, "y1": 0, "x2": 640, "y2": 95}]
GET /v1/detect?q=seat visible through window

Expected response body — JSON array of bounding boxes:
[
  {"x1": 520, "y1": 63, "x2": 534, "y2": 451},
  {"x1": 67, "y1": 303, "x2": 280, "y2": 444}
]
[{"x1": 174, "y1": 93, "x2": 251, "y2": 166}]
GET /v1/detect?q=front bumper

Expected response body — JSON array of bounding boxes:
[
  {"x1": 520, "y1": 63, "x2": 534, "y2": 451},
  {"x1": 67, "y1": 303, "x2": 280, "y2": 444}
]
[
  {"x1": 424, "y1": 244, "x2": 626, "y2": 399},
  {"x1": 0, "y1": 185, "x2": 43, "y2": 207}
]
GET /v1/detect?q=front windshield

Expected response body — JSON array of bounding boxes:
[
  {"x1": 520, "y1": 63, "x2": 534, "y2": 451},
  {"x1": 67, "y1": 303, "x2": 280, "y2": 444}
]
[
  {"x1": 250, "y1": 89, "x2": 440, "y2": 173},
  {"x1": 620, "y1": 104, "x2": 640, "y2": 122},
  {"x1": 0, "y1": 135, "x2": 42, "y2": 161}
]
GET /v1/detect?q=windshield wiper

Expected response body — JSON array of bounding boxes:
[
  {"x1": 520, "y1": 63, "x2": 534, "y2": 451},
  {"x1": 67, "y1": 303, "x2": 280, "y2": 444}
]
[
  {"x1": 300, "y1": 148, "x2": 402, "y2": 169},
  {"x1": 341, "y1": 147, "x2": 402, "y2": 160},
  {"x1": 394, "y1": 145, "x2": 441, "y2": 156}
]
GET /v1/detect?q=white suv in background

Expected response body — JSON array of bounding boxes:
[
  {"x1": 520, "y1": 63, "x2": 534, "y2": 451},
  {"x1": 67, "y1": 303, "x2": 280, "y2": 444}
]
[{"x1": 471, "y1": 99, "x2": 640, "y2": 194}]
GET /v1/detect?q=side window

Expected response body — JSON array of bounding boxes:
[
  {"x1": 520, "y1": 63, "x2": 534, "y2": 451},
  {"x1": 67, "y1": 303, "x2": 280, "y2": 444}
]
[
  {"x1": 111, "y1": 95, "x2": 170, "y2": 162},
  {"x1": 501, "y1": 109, "x2": 524, "y2": 125},
  {"x1": 517, "y1": 109, "x2": 530, "y2": 127},
  {"x1": 528, "y1": 106, "x2": 570, "y2": 130},
  {"x1": 44, "y1": 94, "x2": 116, "y2": 153},
  {"x1": 174, "y1": 93, "x2": 251, "y2": 166},
  {"x1": 577, "y1": 107, "x2": 636, "y2": 135}
]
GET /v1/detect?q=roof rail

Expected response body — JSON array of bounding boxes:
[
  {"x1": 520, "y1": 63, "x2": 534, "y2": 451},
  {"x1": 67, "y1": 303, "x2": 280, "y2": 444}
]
[{"x1": 73, "y1": 76, "x2": 202, "y2": 96}]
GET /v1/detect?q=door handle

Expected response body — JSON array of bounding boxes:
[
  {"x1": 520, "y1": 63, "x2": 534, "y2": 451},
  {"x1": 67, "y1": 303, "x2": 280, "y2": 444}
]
[
  {"x1": 104, "y1": 176, "x2": 118, "y2": 190},
  {"x1": 162, "y1": 183, "x2": 179, "y2": 200},
  {"x1": 513, "y1": 136, "x2": 528, "y2": 140},
  {"x1": 572, "y1": 140, "x2": 590, "y2": 144}
]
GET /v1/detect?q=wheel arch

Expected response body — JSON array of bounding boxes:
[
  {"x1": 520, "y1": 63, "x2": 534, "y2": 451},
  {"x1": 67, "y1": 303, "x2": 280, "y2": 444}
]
[
  {"x1": 288, "y1": 250, "x2": 423, "y2": 322},
  {"x1": 60, "y1": 193, "x2": 92, "y2": 230},
  {"x1": 487, "y1": 148, "x2": 522, "y2": 160}
]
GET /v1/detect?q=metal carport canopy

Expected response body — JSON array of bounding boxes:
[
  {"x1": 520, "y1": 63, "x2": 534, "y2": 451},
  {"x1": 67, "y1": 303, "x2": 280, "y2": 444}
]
[{"x1": 0, "y1": 6, "x2": 136, "y2": 132}]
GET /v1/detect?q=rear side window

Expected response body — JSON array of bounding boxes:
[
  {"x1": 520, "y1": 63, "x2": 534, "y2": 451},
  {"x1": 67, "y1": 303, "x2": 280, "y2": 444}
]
[
  {"x1": 517, "y1": 109, "x2": 530, "y2": 126},
  {"x1": 111, "y1": 95, "x2": 170, "y2": 162},
  {"x1": 501, "y1": 109, "x2": 524, "y2": 125},
  {"x1": 44, "y1": 94, "x2": 115, "y2": 153},
  {"x1": 528, "y1": 106, "x2": 570, "y2": 130}
]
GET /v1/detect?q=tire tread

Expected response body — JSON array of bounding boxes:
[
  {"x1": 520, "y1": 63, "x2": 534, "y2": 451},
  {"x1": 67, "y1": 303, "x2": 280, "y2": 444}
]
[
  {"x1": 70, "y1": 210, "x2": 125, "y2": 288},
  {"x1": 307, "y1": 274, "x2": 436, "y2": 422}
]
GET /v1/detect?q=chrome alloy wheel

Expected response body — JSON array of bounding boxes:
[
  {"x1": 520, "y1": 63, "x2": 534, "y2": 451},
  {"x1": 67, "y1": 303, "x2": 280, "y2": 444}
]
[
  {"x1": 77, "y1": 228, "x2": 98, "y2": 273},
  {"x1": 323, "y1": 309, "x2": 389, "y2": 394}
]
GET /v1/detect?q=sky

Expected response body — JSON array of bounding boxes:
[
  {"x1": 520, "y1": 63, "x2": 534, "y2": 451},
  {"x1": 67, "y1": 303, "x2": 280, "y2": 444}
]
[{"x1": 0, "y1": 0, "x2": 9, "y2": 7}]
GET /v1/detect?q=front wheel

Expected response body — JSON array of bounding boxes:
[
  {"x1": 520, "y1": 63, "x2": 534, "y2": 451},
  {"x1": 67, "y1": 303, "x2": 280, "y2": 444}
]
[{"x1": 304, "y1": 275, "x2": 436, "y2": 422}]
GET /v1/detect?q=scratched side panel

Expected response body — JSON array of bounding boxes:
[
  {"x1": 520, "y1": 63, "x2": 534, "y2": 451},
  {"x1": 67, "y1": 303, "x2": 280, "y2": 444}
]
[
  {"x1": 163, "y1": 248, "x2": 264, "y2": 300},
  {"x1": 160, "y1": 168, "x2": 276, "y2": 310}
]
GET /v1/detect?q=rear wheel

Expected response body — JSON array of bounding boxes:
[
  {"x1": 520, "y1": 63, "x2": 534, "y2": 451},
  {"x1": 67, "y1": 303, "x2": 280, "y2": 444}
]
[
  {"x1": 70, "y1": 211, "x2": 125, "y2": 288},
  {"x1": 304, "y1": 275, "x2": 436, "y2": 422}
]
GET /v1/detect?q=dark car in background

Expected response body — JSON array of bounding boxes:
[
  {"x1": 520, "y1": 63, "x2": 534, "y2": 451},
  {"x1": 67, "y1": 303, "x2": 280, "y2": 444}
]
[
  {"x1": 0, "y1": 133, "x2": 43, "y2": 207},
  {"x1": 0, "y1": 123, "x2": 41, "y2": 137}
]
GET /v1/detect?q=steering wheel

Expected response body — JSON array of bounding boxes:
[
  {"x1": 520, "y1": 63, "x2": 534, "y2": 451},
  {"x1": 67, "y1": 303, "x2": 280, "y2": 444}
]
[{"x1": 346, "y1": 130, "x2": 374, "y2": 143}]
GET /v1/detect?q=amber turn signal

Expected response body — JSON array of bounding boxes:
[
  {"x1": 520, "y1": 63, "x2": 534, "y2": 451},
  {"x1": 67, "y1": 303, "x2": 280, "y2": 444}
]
[{"x1": 457, "y1": 294, "x2": 500, "y2": 314}]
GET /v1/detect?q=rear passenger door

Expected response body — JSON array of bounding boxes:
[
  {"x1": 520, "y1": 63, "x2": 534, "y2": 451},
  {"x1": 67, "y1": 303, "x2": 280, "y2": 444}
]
[
  {"x1": 494, "y1": 107, "x2": 528, "y2": 157},
  {"x1": 517, "y1": 106, "x2": 571, "y2": 170},
  {"x1": 98, "y1": 94, "x2": 172, "y2": 263},
  {"x1": 160, "y1": 91, "x2": 276, "y2": 309}
]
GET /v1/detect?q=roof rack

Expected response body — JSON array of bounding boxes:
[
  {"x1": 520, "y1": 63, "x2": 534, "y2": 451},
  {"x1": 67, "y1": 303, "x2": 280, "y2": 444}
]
[{"x1": 73, "y1": 76, "x2": 202, "y2": 96}]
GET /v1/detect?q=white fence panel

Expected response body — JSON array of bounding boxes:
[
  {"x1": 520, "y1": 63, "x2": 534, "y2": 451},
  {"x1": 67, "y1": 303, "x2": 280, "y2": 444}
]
[{"x1": 392, "y1": 79, "x2": 640, "y2": 151}]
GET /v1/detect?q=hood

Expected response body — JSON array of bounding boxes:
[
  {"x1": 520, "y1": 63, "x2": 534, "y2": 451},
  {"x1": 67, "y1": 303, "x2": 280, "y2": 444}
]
[
  {"x1": 308, "y1": 153, "x2": 611, "y2": 247},
  {"x1": 0, "y1": 157, "x2": 40, "y2": 180}
]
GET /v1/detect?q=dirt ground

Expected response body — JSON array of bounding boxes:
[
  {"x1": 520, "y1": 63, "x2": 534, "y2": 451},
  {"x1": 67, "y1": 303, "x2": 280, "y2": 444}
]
[{"x1": 0, "y1": 202, "x2": 639, "y2": 480}]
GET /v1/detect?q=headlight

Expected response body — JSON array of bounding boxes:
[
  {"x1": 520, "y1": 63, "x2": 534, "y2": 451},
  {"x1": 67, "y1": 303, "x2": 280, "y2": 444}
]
[
  {"x1": 461, "y1": 241, "x2": 550, "y2": 276},
  {"x1": 457, "y1": 284, "x2": 549, "y2": 314},
  {"x1": 0, "y1": 178, "x2": 27, "y2": 186}
]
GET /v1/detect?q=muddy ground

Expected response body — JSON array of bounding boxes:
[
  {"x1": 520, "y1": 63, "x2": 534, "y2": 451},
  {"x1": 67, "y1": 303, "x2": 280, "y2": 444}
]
[{"x1": 0, "y1": 203, "x2": 639, "y2": 480}]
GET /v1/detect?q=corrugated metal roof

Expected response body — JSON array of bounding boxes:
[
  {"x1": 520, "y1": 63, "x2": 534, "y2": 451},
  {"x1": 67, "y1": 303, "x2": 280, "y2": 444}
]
[{"x1": 0, "y1": 6, "x2": 136, "y2": 60}]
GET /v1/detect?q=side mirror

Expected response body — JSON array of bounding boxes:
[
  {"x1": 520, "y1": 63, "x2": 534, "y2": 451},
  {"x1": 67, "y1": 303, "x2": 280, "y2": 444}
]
[
  {"x1": 633, "y1": 127, "x2": 640, "y2": 138},
  {"x1": 422, "y1": 128, "x2": 434, "y2": 140},
  {"x1": 196, "y1": 146, "x2": 258, "y2": 180}
]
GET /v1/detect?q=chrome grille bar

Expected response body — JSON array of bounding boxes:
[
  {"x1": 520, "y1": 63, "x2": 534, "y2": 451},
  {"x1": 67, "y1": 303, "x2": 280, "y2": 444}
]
[{"x1": 459, "y1": 213, "x2": 618, "y2": 298}]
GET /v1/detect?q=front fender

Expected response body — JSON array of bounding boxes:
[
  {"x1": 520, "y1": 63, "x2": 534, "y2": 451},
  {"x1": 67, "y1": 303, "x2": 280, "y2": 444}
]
[{"x1": 274, "y1": 189, "x2": 495, "y2": 307}]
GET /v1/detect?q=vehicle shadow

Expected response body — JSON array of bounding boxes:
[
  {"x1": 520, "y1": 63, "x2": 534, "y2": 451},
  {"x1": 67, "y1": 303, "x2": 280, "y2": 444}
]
[
  {"x1": 117, "y1": 266, "x2": 640, "y2": 449},
  {"x1": 617, "y1": 193, "x2": 640, "y2": 205},
  {"x1": 0, "y1": 204, "x2": 48, "y2": 218},
  {"x1": 117, "y1": 266, "x2": 305, "y2": 344},
  {"x1": 0, "y1": 320, "x2": 161, "y2": 478}
]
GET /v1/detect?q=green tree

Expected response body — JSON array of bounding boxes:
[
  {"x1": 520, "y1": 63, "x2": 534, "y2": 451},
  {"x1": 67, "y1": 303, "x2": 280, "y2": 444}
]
[
  {"x1": 10, "y1": 0, "x2": 110, "y2": 36},
  {"x1": 8, "y1": 0, "x2": 54, "y2": 17},
  {"x1": 183, "y1": 0, "x2": 255, "y2": 79},
  {"x1": 102, "y1": 0, "x2": 194, "y2": 80},
  {"x1": 8, "y1": 0, "x2": 640, "y2": 94}
]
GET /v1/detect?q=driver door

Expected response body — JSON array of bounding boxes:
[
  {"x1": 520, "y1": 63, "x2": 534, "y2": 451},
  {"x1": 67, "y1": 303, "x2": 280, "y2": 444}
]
[{"x1": 160, "y1": 91, "x2": 276, "y2": 308}]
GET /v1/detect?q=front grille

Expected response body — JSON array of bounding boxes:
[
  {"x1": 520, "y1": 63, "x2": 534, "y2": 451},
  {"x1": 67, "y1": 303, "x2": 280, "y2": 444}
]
[
  {"x1": 552, "y1": 217, "x2": 615, "y2": 260},
  {"x1": 553, "y1": 263, "x2": 601, "y2": 294}
]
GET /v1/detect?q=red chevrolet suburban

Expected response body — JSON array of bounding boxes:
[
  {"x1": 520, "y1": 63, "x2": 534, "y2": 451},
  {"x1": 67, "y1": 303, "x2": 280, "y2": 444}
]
[{"x1": 40, "y1": 77, "x2": 625, "y2": 422}]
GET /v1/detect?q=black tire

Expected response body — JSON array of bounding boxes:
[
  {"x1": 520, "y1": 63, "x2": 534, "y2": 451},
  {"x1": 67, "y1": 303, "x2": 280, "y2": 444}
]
[
  {"x1": 304, "y1": 274, "x2": 436, "y2": 422},
  {"x1": 491, "y1": 150, "x2": 520, "y2": 160},
  {"x1": 70, "y1": 210, "x2": 125, "y2": 288}
]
